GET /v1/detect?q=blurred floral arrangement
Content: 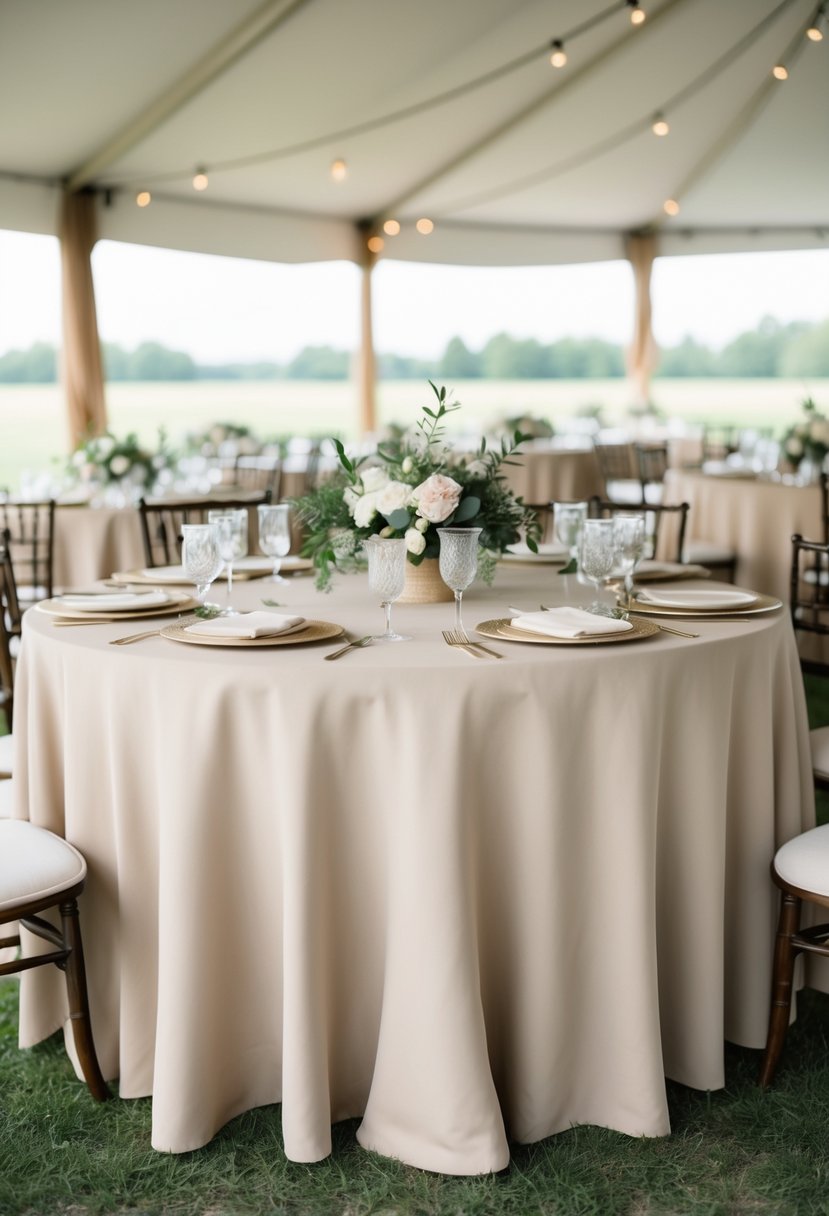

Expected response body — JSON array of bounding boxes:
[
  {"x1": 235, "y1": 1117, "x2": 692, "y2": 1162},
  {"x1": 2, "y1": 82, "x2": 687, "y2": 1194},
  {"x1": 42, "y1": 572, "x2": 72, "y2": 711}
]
[
  {"x1": 67, "y1": 429, "x2": 176, "y2": 498},
  {"x1": 294, "y1": 382, "x2": 541, "y2": 590},
  {"x1": 185, "y1": 421, "x2": 262, "y2": 457},
  {"x1": 502, "y1": 413, "x2": 554, "y2": 439},
  {"x1": 781, "y1": 397, "x2": 829, "y2": 469}
]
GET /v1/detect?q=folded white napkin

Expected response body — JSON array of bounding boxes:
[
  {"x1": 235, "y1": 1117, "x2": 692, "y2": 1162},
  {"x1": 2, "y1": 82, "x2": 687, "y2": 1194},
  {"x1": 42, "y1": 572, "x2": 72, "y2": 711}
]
[
  {"x1": 140, "y1": 565, "x2": 190, "y2": 582},
  {"x1": 57, "y1": 589, "x2": 170, "y2": 612},
  {"x1": 185, "y1": 611, "x2": 305, "y2": 639},
  {"x1": 634, "y1": 587, "x2": 756, "y2": 609},
  {"x1": 510, "y1": 607, "x2": 632, "y2": 638}
]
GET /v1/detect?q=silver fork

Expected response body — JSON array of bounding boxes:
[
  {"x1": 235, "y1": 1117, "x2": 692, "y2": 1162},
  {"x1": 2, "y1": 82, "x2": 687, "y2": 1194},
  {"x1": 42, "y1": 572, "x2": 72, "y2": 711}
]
[
  {"x1": 109, "y1": 612, "x2": 201, "y2": 646},
  {"x1": 324, "y1": 635, "x2": 373, "y2": 661},
  {"x1": 443, "y1": 629, "x2": 502, "y2": 659}
]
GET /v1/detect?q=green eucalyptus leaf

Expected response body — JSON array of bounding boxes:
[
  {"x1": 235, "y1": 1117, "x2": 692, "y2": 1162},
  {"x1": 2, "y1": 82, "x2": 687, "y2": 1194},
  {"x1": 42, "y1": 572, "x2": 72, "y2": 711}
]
[
  {"x1": 386, "y1": 508, "x2": 411, "y2": 530},
  {"x1": 453, "y1": 495, "x2": 481, "y2": 522},
  {"x1": 558, "y1": 557, "x2": 577, "y2": 575}
]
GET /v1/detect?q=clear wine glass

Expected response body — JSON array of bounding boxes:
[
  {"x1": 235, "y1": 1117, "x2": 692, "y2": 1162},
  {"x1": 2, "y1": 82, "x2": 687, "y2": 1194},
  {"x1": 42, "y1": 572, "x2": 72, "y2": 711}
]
[
  {"x1": 208, "y1": 508, "x2": 248, "y2": 610},
  {"x1": 364, "y1": 537, "x2": 411, "y2": 642},
  {"x1": 181, "y1": 523, "x2": 223, "y2": 606},
  {"x1": 438, "y1": 527, "x2": 482, "y2": 634},
  {"x1": 578, "y1": 518, "x2": 617, "y2": 615},
  {"x1": 552, "y1": 500, "x2": 587, "y2": 598},
  {"x1": 611, "y1": 512, "x2": 647, "y2": 608},
  {"x1": 257, "y1": 503, "x2": 291, "y2": 582}
]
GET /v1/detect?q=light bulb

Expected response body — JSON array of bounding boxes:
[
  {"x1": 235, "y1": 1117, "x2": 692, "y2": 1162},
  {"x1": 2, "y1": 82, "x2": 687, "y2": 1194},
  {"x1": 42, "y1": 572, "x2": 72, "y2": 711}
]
[
  {"x1": 330, "y1": 158, "x2": 347, "y2": 182},
  {"x1": 651, "y1": 114, "x2": 669, "y2": 137},
  {"x1": 383, "y1": 219, "x2": 400, "y2": 236},
  {"x1": 772, "y1": 63, "x2": 789, "y2": 79},
  {"x1": 806, "y1": 23, "x2": 823, "y2": 41},
  {"x1": 367, "y1": 235, "x2": 384, "y2": 253},
  {"x1": 192, "y1": 169, "x2": 208, "y2": 191},
  {"x1": 416, "y1": 217, "x2": 434, "y2": 235},
  {"x1": 136, "y1": 190, "x2": 151, "y2": 208},
  {"x1": 550, "y1": 40, "x2": 567, "y2": 68},
  {"x1": 628, "y1": 1, "x2": 646, "y2": 26},
  {"x1": 663, "y1": 198, "x2": 680, "y2": 216}
]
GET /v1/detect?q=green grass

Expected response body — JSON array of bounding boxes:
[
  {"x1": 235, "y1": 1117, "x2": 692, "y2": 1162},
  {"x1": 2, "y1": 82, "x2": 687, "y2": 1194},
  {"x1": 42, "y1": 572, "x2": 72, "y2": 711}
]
[{"x1": 2, "y1": 693, "x2": 829, "y2": 1216}]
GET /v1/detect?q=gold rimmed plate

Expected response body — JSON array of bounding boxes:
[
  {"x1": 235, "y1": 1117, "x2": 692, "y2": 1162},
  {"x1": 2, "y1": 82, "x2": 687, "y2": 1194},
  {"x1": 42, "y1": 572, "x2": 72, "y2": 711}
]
[
  {"x1": 36, "y1": 591, "x2": 198, "y2": 622},
  {"x1": 629, "y1": 591, "x2": 782, "y2": 618},
  {"x1": 110, "y1": 555, "x2": 313, "y2": 586},
  {"x1": 476, "y1": 617, "x2": 661, "y2": 645},
  {"x1": 159, "y1": 619, "x2": 345, "y2": 648}
]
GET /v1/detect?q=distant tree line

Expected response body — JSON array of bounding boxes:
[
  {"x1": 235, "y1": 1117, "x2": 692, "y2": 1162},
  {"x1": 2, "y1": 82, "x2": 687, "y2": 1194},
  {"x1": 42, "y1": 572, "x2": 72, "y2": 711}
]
[{"x1": 1, "y1": 316, "x2": 827, "y2": 383}]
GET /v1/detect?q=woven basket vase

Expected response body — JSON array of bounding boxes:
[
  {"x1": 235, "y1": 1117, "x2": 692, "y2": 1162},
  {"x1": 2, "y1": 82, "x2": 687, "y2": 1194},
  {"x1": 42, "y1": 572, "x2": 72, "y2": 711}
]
[{"x1": 397, "y1": 557, "x2": 454, "y2": 604}]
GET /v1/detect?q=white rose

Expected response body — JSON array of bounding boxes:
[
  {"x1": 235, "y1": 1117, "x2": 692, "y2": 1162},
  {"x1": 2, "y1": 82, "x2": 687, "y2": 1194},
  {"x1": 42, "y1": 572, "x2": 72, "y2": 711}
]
[
  {"x1": 377, "y1": 480, "x2": 412, "y2": 516},
  {"x1": 465, "y1": 459, "x2": 488, "y2": 479},
  {"x1": 787, "y1": 437, "x2": 803, "y2": 458},
  {"x1": 401, "y1": 456, "x2": 414, "y2": 475},
  {"x1": 353, "y1": 491, "x2": 379, "y2": 528},
  {"x1": 361, "y1": 466, "x2": 390, "y2": 493},
  {"x1": 343, "y1": 485, "x2": 361, "y2": 514},
  {"x1": 97, "y1": 436, "x2": 115, "y2": 457},
  {"x1": 378, "y1": 525, "x2": 393, "y2": 538},
  {"x1": 405, "y1": 527, "x2": 426, "y2": 555},
  {"x1": 415, "y1": 516, "x2": 430, "y2": 533},
  {"x1": 109, "y1": 455, "x2": 130, "y2": 477},
  {"x1": 411, "y1": 473, "x2": 463, "y2": 523}
]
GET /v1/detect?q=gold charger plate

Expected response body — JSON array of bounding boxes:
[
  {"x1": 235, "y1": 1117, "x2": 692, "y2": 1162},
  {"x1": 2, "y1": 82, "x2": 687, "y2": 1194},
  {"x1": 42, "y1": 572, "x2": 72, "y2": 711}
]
[
  {"x1": 476, "y1": 617, "x2": 661, "y2": 645},
  {"x1": 629, "y1": 592, "x2": 782, "y2": 618},
  {"x1": 110, "y1": 555, "x2": 313, "y2": 586},
  {"x1": 36, "y1": 592, "x2": 198, "y2": 622},
  {"x1": 159, "y1": 619, "x2": 345, "y2": 648}
]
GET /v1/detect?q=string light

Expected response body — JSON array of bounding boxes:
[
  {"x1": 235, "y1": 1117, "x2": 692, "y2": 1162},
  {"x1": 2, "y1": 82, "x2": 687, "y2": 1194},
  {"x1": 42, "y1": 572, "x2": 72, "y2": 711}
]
[
  {"x1": 416, "y1": 218, "x2": 434, "y2": 235},
  {"x1": 651, "y1": 113, "x2": 669, "y2": 136},
  {"x1": 367, "y1": 235, "x2": 384, "y2": 253},
  {"x1": 549, "y1": 40, "x2": 567, "y2": 68},
  {"x1": 136, "y1": 190, "x2": 151, "y2": 207},
  {"x1": 192, "y1": 168, "x2": 208, "y2": 191},
  {"x1": 627, "y1": 1, "x2": 646, "y2": 27},
  {"x1": 663, "y1": 198, "x2": 680, "y2": 216},
  {"x1": 806, "y1": 23, "x2": 824, "y2": 39},
  {"x1": 772, "y1": 62, "x2": 789, "y2": 78},
  {"x1": 383, "y1": 219, "x2": 400, "y2": 235},
  {"x1": 330, "y1": 158, "x2": 347, "y2": 182}
]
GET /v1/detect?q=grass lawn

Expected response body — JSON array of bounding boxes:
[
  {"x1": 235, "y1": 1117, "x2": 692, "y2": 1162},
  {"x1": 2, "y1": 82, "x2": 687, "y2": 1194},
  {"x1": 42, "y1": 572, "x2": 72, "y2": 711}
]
[{"x1": 1, "y1": 378, "x2": 828, "y2": 495}]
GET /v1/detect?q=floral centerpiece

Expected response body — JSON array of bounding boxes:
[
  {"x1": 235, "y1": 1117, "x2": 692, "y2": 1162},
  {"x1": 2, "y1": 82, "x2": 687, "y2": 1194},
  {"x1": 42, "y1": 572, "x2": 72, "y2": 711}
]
[
  {"x1": 294, "y1": 382, "x2": 541, "y2": 591},
  {"x1": 781, "y1": 397, "x2": 829, "y2": 472},
  {"x1": 185, "y1": 421, "x2": 261, "y2": 457},
  {"x1": 66, "y1": 429, "x2": 175, "y2": 501}
]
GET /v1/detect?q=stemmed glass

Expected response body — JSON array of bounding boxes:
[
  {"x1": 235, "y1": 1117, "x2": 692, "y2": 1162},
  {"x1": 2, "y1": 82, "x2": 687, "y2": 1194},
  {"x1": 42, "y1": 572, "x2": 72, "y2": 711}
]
[
  {"x1": 612, "y1": 512, "x2": 647, "y2": 608},
  {"x1": 257, "y1": 503, "x2": 291, "y2": 582},
  {"x1": 181, "y1": 523, "x2": 223, "y2": 607},
  {"x1": 364, "y1": 537, "x2": 411, "y2": 642},
  {"x1": 552, "y1": 500, "x2": 587, "y2": 597},
  {"x1": 208, "y1": 508, "x2": 248, "y2": 610},
  {"x1": 578, "y1": 518, "x2": 617, "y2": 615},
  {"x1": 438, "y1": 527, "x2": 482, "y2": 634}
]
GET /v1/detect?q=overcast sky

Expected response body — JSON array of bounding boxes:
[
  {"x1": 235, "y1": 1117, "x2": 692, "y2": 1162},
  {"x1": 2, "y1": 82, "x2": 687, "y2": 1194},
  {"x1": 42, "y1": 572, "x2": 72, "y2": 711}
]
[{"x1": 0, "y1": 228, "x2": 827, "y2": 364}]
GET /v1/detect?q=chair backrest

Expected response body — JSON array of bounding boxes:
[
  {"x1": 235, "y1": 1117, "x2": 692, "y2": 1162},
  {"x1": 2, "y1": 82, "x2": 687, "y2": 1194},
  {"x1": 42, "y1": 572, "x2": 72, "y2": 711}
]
[
  {"x1": 0, "y1": 532, "x2": 16, "y2": 730},
  {"x1": 0, "y1": 500, "x2": 55, "y2": 604},
  {"x1": 0, "y1": 527, "x2": 22, "y2": 637},
  {"x1": 636, "y1": 443, "x2": 669, "y2": 497},
  {"x1": 138, "y1": 492, "x2": 272, "y2": 567},
  {"x1": 820, "y1": 473, "x2": 829, "y2": 545},
  {"x1": 234, "y1": 454, "x2": 282, "y2": 500},
  {"x1": 790, "y1": 533, "x2": 829, "y2": 639},
  {"x1": 589, "y1": 497, "x2": 689, "y2": 563}
]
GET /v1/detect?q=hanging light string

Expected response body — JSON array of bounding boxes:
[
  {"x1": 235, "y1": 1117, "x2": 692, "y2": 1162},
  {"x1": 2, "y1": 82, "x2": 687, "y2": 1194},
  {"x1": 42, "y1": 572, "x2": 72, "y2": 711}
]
[
  {"x1": 107, "y1": 0, "x2": 638, "y2": 192},
  {"x1": 427, "y1": 0, "x2": 803, "y2": 220}
]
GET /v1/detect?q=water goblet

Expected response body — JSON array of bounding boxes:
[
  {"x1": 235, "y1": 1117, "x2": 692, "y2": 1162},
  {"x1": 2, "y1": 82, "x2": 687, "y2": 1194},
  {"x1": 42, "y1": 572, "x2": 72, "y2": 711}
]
[
  {"x1": 578, "y1": 518, "x2": 617, "y2": 615},
  {"x1": 208, "y1": 508, "x2": 248, "y2": 610},
  {"x1": 181, "y1": 523, "x2": 223, "y2": 607},
  {"x1": 552, "y1": 500, "x2": 587, "y2": 597},
  {"x1": 438, "y1": 526, "x2": 482, "y2": 634},
  {"x1": 611, "y1": 512, "x2": 647, "y2": 608},
  {"x1": 257, "y1": 503, "x2": 291, "y2": 582},
  {"x1": 364, "y1": 536, "x2": 411, "y2": 642}
]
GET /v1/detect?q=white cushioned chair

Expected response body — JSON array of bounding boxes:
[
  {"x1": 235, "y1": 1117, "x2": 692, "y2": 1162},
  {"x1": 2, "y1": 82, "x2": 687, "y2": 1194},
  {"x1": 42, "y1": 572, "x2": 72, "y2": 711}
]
[{"x1": 0, "y1": 819, "x2": 110, "y2": 1101}]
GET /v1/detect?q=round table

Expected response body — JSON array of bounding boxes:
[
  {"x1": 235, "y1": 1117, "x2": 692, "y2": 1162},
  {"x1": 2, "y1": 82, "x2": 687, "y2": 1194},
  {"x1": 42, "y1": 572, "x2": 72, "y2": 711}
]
[
  {"x1": 499, "y1": 443, "x2": 604, "y2": 506},
  {"x1": 12, "y1": 565, "x2": 814, "y2": 1173}
]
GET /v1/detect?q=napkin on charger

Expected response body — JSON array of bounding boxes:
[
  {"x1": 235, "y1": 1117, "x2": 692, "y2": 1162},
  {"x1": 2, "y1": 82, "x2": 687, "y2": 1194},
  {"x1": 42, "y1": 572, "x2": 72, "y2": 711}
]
[
  {"x1": 57, "y1": 589, "x2": 171, "y2": 611},
  {"x1": 510, "y1": 607, "x2": 632, "y2": 638},
  {"x1": 185, "y1": 611, "x2": 306, "y2": 639}
]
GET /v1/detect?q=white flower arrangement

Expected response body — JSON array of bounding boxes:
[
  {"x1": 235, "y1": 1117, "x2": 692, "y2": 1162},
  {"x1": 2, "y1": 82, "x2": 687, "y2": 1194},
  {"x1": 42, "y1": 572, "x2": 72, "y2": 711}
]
[{"x1": 782, "y1": 398, "x2": 829, "y2": 468}]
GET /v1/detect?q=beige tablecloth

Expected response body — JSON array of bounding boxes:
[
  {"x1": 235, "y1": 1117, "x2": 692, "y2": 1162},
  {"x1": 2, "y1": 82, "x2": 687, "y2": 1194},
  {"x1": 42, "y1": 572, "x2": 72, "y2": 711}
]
[
  {"x1": 665, "y1": 471, "x2": 823, "y2": 602},
  {"x1": 500, "y1": 445, "x2": 603, "y2": 505},
  {"x1": 12, "y1": 566, "x2": 814, "y2": 1173},
  {"x1": 53, "y1": 505, "x2": 146, "y2": 589}
]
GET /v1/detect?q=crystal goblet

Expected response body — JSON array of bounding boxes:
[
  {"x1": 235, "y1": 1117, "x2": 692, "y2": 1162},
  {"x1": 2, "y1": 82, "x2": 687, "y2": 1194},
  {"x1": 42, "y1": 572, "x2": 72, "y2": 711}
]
[
  {"x1": 611, "y1": 512, "x2": 647, "y2": 608},
  {"x1": 181, "y1": 523, "x2": 223, "y2": 607},
  {"x1": 552, "y1": 500, "x2": 587, "y2": 596},
  {"x1": 438, "y1": 527, "x2": 482, "y2": 633},
  {"x1": 578, "y1": 518, "x2": 617, "y2": 615},
  {"x1": 208, "y1": 508, "x2": 248, "y2": 610},
  {"x1": 257, "y1": 503, "x2": 291, "y2": 582},
  {"x1": 364, "y1": 536, "x2": 411, "y2": 642}
]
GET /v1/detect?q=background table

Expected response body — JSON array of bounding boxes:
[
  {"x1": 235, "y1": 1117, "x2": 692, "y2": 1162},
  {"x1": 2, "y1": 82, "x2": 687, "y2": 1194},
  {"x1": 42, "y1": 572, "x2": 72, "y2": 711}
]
[
  {"x1": 665, "y1": 470, "x2": 823, "y2": 602},
  {"x1": 499, "y1": 442, "x2": 604, "y2": 506},
  {"x1": 53, "y1": 505, "x2": 146, "y2": 589},
  {"x1": 12, "y1": 566, "x2": 814, "y2": 1174}
]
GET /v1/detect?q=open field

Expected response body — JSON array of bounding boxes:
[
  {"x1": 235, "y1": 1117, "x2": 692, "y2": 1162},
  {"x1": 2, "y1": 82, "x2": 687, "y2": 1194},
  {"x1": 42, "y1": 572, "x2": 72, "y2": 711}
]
[{"x1": 1, "y1": 377, "x2": 827, "y2": 492}]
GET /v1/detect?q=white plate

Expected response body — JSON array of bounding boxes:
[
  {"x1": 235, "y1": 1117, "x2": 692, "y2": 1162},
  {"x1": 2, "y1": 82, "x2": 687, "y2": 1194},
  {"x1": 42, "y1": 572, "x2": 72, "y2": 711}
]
[
  {"x1": 634, "y1": 587, "x2": 757, "y2": 610},
  {"x1": 500, "y1": 542, "x2": 568, "y2": 564},
  {"x1": 53, "y1": 589, "x2": 172, "y2": 613}
]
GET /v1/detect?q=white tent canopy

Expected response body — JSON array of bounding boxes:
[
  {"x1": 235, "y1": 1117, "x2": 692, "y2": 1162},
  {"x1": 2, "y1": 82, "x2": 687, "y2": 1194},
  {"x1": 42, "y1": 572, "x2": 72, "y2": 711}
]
[{"x1": 1, "y1": 0, "x2": 827, "y2": 267}]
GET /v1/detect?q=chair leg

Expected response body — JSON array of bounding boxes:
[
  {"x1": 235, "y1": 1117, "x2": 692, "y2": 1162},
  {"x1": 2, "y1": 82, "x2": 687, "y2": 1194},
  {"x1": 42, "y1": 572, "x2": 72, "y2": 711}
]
[
  {"x1": 759, "y1": 890, "x2": 801, "y2": 1088},
  {"x1": 59, "y1": 897, "x2": 111, "y2": 1101}
]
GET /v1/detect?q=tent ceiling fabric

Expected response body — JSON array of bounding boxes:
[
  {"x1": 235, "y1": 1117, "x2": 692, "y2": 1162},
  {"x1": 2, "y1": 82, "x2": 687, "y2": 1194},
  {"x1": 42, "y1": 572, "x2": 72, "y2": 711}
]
[{"x1": 0, "y1": 0, "x2": 826, "y2": 267}]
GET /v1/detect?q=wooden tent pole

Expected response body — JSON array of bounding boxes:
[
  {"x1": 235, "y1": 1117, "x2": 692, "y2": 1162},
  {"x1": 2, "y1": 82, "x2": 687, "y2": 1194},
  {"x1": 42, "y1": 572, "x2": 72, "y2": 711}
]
[{"x1": 356, "y1": 226, "x2": 377, "y2": 437}]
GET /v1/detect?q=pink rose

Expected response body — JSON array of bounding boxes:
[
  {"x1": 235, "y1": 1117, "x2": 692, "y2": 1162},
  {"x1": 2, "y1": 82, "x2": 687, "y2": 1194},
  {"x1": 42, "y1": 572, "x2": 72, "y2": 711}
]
[{"x1": 412, "y1": 473, "x2": 463, "y2": 523}]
